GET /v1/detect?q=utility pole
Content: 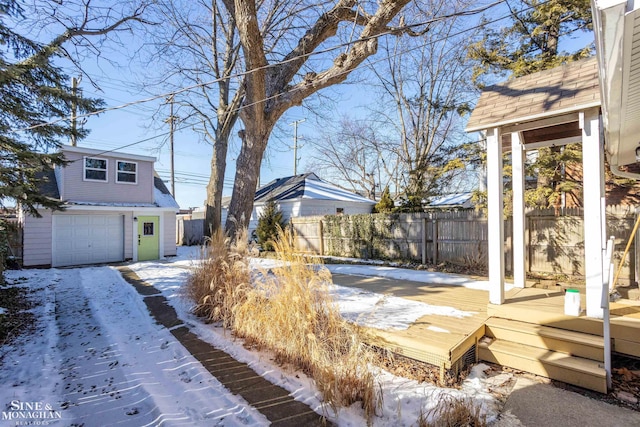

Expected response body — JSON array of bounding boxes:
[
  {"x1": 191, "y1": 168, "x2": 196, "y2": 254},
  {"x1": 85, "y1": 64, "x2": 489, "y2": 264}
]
[
  {"x1": 70, "y1": 77, "x2": 78, "y2": 146},
  {"x1": 165, "y1": 95, "x2": 176, "y2": 197},
  {"x1": 290, "y1": 119, "x2": 305, "y2": 175}
]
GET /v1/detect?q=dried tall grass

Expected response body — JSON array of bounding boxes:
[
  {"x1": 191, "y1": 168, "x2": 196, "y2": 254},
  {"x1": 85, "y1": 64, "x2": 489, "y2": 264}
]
[
  {"x1": 184, "y1": 229, "x2": 250, "y2": 328},
  {"x1": 185, "y1": 227, "x2": 379, "y2": 419},
  {"x1": 417, "y1": 394, "x2": 486, "y2": 427}
]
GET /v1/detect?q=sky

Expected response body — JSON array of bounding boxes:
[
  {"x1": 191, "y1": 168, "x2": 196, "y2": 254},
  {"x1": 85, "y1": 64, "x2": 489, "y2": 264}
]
[
  {"x1": 47, "y1": 1, "x2": 595, "y2": 210},
  {"x1": 0, "y1": 246, "x2": 514, "y2": 426}
]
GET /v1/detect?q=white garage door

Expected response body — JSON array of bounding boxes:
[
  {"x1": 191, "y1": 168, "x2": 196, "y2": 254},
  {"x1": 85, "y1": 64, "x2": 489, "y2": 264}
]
[{"x1": 53, "y1": 215, "x2": 124, "y2": 267}]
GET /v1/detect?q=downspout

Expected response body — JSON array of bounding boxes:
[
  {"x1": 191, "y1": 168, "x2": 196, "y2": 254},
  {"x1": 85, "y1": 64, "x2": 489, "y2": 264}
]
[
  {"x1": 602, "y1": 236, "x2": 615, "y2": 391},
  {"x1": 609, "y1": 163, "x2": 640, "y2": 180}
]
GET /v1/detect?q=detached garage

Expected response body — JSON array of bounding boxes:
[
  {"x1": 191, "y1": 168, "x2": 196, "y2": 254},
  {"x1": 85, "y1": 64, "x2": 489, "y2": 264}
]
[
  {"x1": 52, "y1": 215, "x2": 125, "y2": 267},
  {"x1": 20, "y1": 145, "x2": 179, "y2": 268}
]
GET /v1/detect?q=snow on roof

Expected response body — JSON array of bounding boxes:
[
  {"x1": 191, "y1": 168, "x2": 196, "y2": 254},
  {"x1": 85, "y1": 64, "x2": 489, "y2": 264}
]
[
  {"x1": 153, "y1": 175, "x2": 180, "y2": 209},
  {"x1": 429, "y1": 193, "x2": 473, "y2": 208},
  {"x1": 255, "y1": 173, "x2": 375, "y2": 204},
  {"x1": 301, "y1": 178, "x2": 375, "y2": 203},
  {"x1": 154, "y1": 187, "x2": 180, "y2": 209}
]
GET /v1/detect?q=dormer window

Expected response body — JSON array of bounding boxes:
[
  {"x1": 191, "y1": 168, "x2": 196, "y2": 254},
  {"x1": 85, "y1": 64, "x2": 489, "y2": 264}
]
[
  {"x1": 116, "y1": 160, "x2": 137, "y2": 184},
  {"x1": 84, "y1": 157, "x2": 107, "y2": 182}
]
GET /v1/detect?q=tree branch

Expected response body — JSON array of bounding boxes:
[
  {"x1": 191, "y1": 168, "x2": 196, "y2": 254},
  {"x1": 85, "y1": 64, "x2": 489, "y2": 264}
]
[{"x1": 268, "y1": 0, "x2": 412, "y2": 122}]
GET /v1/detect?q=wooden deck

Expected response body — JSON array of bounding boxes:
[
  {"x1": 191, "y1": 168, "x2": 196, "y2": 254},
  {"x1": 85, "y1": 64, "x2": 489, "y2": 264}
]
[
  {"x1": 330, "y1": 273, "x2": 490, "y2": 371},
  {"x1": 330, "y1": 273, "x2": 640, "y2": 391}
]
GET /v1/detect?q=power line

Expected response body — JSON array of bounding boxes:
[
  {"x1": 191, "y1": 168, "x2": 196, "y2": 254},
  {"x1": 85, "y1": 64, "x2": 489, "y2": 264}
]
[
  {"x1": 37, "y1": 0, "x2": 555, "y2": 167},
  {"x1": 17, "y1": 1, "x2": 510, "y2": 134}
]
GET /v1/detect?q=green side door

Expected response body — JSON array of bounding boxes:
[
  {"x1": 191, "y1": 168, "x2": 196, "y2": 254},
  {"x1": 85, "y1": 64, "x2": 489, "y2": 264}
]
[{"x1": 138, "y1": 216, "x2": 160, "y2": 261}]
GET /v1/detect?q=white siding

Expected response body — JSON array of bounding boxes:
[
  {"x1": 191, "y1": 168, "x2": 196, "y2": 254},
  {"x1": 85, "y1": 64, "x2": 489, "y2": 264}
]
[
  {"x1": 123, "y1": 212, "x2": 134, "y2": 259},
  {"x1": 305, "y1": 200, "x2": 374, "y2": 216},
  {"x1": 22, "y1": 209, "x2": 53, "y2": 266},
  {"x1": 249, "y1": 199, "x2": 374, "y2": 234},
  {"x1": 59, "y1": 150, "x2": 154, "y2": 204}
]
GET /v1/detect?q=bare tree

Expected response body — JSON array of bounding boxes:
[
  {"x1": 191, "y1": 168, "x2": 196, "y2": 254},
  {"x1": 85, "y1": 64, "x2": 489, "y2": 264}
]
[
  {"x1": 221, "y1": 0, "x2": 422, "y2": 236},
  {"x1": 306, "y1": 116, "x2": 398, "y2": 199},
  {"x1": 369, "y1": 0, "x2": 478, "y2": 206},
  {"x1": 16, "y1": 0, "x2": 153, "y2": 84},
  {"x1": 141, "y1": 0, "x2": 244, "y2": 234},
  {"x1": 142, "y1": 0, "x2": 317, "y2": 234}
]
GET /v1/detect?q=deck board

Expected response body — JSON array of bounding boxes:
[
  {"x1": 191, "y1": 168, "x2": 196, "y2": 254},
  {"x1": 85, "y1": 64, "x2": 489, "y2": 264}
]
[
  {"x1": 488, "y1": 287, "x2": 640, "y2": 357},
  {"x1": 330, "y1": 273, "x2": 489, "y2": 367}
]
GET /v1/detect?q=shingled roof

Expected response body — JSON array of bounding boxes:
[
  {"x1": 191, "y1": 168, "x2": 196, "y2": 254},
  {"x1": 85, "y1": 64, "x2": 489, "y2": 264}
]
[
  {"x1": 255, "y1": 173, "x2": 375, "y2": 204},
  {"x1": 466, "y1": 57, "x2": 600, "y2": 132}
]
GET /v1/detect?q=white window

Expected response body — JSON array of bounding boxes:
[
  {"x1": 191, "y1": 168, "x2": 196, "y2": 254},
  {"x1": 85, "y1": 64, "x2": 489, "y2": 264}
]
[
  {"x1": 116, "y1": 160, "x2": 137, "y2": 184},
  {"x1": 84, "y1": 157, "x2": 107, "y2": 182}
]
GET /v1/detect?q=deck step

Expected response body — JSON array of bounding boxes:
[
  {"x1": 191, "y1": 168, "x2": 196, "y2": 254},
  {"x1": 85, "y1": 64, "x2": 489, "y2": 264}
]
[
  {"x1": 479, "y1": 338, "x2": 607, "y2": 393},
  {"x1": 485, "y1": 317, "x2": 605, "y2": 362}
]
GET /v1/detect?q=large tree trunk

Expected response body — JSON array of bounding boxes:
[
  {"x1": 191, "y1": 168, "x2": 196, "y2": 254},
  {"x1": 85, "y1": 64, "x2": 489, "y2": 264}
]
[
  {"x1": 222, "y1": 0, "x2": 413, "y2": 238},
  {"x1": 204, "y1": 134, "x2": 228, "y2": 237},
  {"x1": 225, "y1": 124, "x2": 272, "y2": 237}
]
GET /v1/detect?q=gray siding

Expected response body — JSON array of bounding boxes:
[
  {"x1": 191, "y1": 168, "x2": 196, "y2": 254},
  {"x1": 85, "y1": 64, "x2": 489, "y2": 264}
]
[
  {"x1": 163, "y1": 212, "x2": 177, "y2": 256},
  {"x1": 59, "y1": 150, "x2": 154, "y2": 204},
  {"x1": 23, "y1": 209, "x2": 53, "y2": 266}
]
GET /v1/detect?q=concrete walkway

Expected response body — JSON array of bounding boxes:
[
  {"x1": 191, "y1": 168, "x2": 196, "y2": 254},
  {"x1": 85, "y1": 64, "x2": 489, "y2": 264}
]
[
  {"x1": 493, "y1": 377, "x2": 640, "y2": 427},
  {"x1": 117, "y1": 267, "x2": 330, "y2": 427}
]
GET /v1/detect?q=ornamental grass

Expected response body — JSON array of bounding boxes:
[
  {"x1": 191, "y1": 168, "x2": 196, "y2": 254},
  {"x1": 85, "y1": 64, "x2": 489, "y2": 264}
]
[{"x1": 185, "y1": 226, "x2": 379, "y2": 420}]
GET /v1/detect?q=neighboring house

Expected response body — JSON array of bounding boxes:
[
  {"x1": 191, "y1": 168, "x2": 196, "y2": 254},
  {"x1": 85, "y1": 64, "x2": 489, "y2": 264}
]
[
  {"x1": 247, "y1": 173, "x2": 376, "y2": 232},
  {"x1": 20, "y1": 145, "x2": 179, "y2": 267}
]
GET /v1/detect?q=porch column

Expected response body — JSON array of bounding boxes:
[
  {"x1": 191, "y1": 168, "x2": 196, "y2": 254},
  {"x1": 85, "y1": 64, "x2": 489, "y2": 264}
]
[
  {"x1": 511, "y1": 132, "x2": 526, "y2": 288},
  {"x1": 486, "y1": 127, "x2": 505, "y2": 304},
  {"x1": 581, "y1": 108, "x2": 605, "y2": 318}
]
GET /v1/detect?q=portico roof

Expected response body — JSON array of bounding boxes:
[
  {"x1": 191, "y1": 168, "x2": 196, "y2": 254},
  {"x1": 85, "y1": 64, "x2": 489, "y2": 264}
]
[
  {"x1": 466, "y1": 57, "x2": 600, "y2": 137},
  {"x1": 466, "y1": 58, "x2": 600, "y2": 151}
]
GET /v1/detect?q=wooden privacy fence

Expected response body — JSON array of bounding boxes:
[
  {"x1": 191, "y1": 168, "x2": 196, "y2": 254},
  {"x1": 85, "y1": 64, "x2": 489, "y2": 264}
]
[
  {"x1": 289, "y1": 206, "x2": 638, "y2": 284},
  {"x1": 176, "y1": 218, "x2": 205, "y2": 246}
]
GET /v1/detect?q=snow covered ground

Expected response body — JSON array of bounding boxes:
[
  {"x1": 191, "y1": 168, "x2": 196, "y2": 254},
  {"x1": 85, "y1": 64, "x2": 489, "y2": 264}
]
[{"x1": 0, "y1": 247, "x2": 515, "y2": 426}]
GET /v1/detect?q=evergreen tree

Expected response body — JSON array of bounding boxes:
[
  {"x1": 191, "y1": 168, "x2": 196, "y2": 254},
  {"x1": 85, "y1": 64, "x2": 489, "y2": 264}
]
[
  {"x1": 255, "y1": 200, "x2": 287, "y2": 251},
  {"x1": 0, "y1": 1, "x2": 107, "y2": 278},
  {"x1": 1, "y1": 1, "x2": 103, "y2": 216},
  {"x1": 373, "y1": 186, "x2": 395, "y2": 213},
  {"x1": 468, "y1": 0, "x2": 592, "y2": 83}
]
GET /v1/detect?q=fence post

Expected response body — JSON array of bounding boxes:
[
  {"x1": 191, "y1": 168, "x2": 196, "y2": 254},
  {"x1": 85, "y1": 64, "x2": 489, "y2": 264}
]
[
  {"x1": 432, "y1": 218, "x2": 438, "y2": 264},
  {"x1": 422, "y1": 216, "x2": 427, "y2": 264},
  {"x1": 319, "y1": 219, "x2": 324, "y2": 256}
]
